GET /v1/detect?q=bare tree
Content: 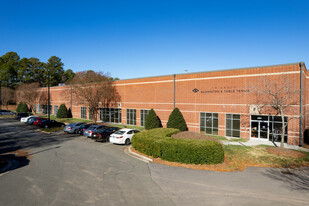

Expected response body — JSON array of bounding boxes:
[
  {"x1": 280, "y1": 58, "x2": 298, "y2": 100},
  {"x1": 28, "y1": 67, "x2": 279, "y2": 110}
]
[
  {"x1": 253, "y1": 76, "x2": 300, "y2": 148},
  {"x1": 16, "y1": 82, "x2": 41, "y2": 113},
  {"x1": 68, "y1": 70, "x2": 120, "y2": 122},
  {"x1": 1, "y1": 87, "x2": 15, "y2": 109}
]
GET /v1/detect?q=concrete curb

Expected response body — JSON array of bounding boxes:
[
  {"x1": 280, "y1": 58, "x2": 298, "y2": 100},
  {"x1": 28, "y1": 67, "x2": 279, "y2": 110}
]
[{"x1": 125, "y1": 146, "x2": 153, "y2": 163}]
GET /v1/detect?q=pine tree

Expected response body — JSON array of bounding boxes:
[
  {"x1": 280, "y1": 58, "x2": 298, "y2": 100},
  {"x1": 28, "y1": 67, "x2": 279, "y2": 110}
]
[
  {"x1": 166, "y1": 108, "x2": 187, "y2": 131},
  {"x1": 145, "y1": 109, "x2": 161, "y2": 130}
]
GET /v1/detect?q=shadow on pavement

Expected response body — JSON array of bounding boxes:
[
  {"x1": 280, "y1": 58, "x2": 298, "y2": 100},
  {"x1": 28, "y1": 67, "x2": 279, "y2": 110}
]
[
  {"x1": 264, "y1": 167, "x2": 309, "y2": 190},
  {"x1": 0, "y1": 154, "x2": 30, "y2": 173}
]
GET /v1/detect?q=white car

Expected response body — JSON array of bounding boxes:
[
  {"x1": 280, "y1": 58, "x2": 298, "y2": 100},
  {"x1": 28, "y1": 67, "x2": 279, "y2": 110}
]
[
  {"x1": 20, "y1": 115, "x2": 38, "y2": 123},
  {"x1": 109, "y1": 128, "x2": 140, "y2": 145}
]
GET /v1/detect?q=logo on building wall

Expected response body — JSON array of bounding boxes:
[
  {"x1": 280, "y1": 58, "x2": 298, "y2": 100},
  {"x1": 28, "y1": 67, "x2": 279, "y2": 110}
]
[{"x1": 192, "y1": 88, "x2": 199, "y2": 93}]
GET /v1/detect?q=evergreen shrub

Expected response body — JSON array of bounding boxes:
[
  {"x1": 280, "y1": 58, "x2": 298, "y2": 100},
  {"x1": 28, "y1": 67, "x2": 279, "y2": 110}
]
[
  {"x1": 16, "y1": 102, "x2": 23, "y2": 113},
  {"x1": 166, "y1": 108, "x2": 187, "y2": 131},
  {"x1": 57, "y1": 104, "x2": 68, "y2": 118},
  {"x1": 19, "y1": 103, "x2": 29, "y2": 113},
  {"x1": 145, "y1": 109, "x2": 161, "y2": 130},
  {"x1": 132, "y1": 128, "x2": 225, "y2": 165}
]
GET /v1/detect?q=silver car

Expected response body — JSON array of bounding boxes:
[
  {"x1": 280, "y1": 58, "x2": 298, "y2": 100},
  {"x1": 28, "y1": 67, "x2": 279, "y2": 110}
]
[
  {"x1": 64, "y1": 122, "x2": 86, "y2": 134},
  {"x1": 83, "y1": 125, "x2": 107, "y2": 137}
]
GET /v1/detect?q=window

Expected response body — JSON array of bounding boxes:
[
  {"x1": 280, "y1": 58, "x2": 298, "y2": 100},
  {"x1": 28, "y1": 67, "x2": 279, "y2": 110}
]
[
  {"x1": 226, "y1": 114, "x2": 240, "y2": 138},
  {"x1": 140, "y1": 109, "x2": 150, "y2": 126},
  {"x1": 81, "y1": 107, "x2": 87, "y2": 119},
  {"x1": 126, "y1": 109, "x2": 136, "y2": 125},
  {"x1": 37, "y1": 104, "x2": 41, "y2": 113},
  {"x1": 88, "y1": 108, "x2": 92, "y2": 120},
  {"x1": 54, "y1": 105, "x2": 58, "y2": 115},
  {"x1": 99, "y1": 108, "x2": 121, "y2": 123},
  {"x1": 200, "y1": 112, "x2": 219, "y2": 135}
]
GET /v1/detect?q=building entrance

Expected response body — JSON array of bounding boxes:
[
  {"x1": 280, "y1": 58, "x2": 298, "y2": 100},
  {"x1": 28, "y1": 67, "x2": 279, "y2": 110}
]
[{"x1": 251, "y1": 115, "x2": 288, "y2": 142}]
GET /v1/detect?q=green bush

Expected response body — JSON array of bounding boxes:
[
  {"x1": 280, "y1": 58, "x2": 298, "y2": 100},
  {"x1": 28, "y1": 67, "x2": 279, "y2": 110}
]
[
  {"x1": 132, "y1": 128, "x2": 225, "y2": 165},
  {"x1": 166, "y1": 108, "x2": 187, "y2": 131},
  {"x1": 16, "y1": 102, "x2": 23, "y2": 113},
  {"x1": 57, "y1": 104, "x2": 68, "y2": 118},
  {"x1": 304, "y1": 129, "x2": 309, "y2": 144},
  {"x1": 145, "y1": 109, "x2": 161, "y2": 130},
  {"x1": 19, "y1": 103, "x2": 29, "y2": 113}
]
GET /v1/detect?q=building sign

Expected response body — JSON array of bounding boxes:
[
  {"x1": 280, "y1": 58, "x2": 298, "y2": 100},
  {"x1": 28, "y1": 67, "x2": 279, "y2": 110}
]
[{"x1": 192, "y1": 86, "x2": 249, "y2": 94}]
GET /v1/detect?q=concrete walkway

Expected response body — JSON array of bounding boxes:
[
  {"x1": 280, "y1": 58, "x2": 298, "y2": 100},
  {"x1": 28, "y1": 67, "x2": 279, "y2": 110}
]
[{"x1": 221, "y1": 139, "x2": 309, "y2": 152}]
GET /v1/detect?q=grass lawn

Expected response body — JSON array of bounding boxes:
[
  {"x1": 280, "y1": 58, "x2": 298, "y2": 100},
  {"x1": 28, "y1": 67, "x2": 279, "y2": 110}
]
[
  {"x1": 223, "y1": 145, "x2": 309, "y2": 171},
  {"x1": 108, "y1": 124, "x2": 144, "y2": 131},
  {"x1": 211, "y1": 135, "x2": 249, "y2": 142},
  {"x1": 38, "y1": 115, "x2": 92, "y2": 124},
  {"x1": 40, "y1": 127, "x2": 65, "y2": 132}
]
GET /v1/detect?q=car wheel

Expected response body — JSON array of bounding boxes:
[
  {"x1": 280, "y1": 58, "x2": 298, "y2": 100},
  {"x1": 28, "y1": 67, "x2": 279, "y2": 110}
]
[
  {"x1": 74, "y1": 129, "x2": 78, "y2": 134},
  {"x1": 106, "y1": 136, "x2": 109, "y2": 142},
  {"x1": 125, "y1": 138, "x2": 130, "y2": 145}
]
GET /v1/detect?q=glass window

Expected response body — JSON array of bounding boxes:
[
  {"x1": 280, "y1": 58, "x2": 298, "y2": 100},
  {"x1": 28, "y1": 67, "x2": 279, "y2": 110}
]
[
  {"x1": 127, "y1": 109, "x2": 136, "y2": 125},
  {"x1": 226, "y1": 113, "x2": 241, "y2": 138},
  {"x1": 81, "y1": 107, "x2": 87, "y2": 119},
  {"x1": 54, "y1": 105, "x2": 58, "y2": 115},
  {"x1": 140, "y1": 109, "x2": 150, "y2": 127},
  {"x1": 99, "y1": 108, "x2": 121, "y2": 123},
  {"x1": 200, "y1": 112, "x2": 219, "y2": 135}
]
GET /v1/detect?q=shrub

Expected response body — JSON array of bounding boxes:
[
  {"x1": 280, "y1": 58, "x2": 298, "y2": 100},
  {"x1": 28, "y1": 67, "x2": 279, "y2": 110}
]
[
  {"x1": 67, "y1": 108, "x2": 73, "y2": 118},
  {"x1": 145, "y1": 109, "x2": 161, "y2": 130},
  {"x1": 57, "y1": 104, "x2": 68, "y2": 118},
  {"x1": 305, "y1": 129, "x2": 309, "y2": 144},
  {"x1": 166, "y1": 108, "x2": 187, "y2": 131},
  {"x1": 19, "y1": 103, "x2": 29, "y2": 113},
  {"x1": 16, "y1": 102, "x2": 23, "y2": 113},
  {"x1": 132, "y1": 128, "x2": 224, "y2": 165}
]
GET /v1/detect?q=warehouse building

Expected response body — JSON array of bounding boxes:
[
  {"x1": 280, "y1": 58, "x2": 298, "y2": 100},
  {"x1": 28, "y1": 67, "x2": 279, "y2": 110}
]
[{"x1": 38, "y1": 62, "x2": 307, "y2": 146}]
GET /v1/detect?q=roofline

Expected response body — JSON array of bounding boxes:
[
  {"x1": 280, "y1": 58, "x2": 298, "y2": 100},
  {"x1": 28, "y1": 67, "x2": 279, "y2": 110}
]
[{"x1": 115, "y1": 62, "x2": 306, "y2": 82}]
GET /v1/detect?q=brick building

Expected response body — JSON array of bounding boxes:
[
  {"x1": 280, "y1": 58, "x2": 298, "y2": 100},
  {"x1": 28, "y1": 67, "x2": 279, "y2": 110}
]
[{"x1": 37, "y1": 62, "x2": 308, "y2": 146}]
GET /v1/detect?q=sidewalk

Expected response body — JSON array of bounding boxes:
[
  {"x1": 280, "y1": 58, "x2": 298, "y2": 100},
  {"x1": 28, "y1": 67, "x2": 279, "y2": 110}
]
[{"x1": 221, "y1": 139, "x2": 309, "y2": 152}]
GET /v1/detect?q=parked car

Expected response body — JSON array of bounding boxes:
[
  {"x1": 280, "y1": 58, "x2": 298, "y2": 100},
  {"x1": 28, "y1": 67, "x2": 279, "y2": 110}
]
[
  {"x1": 20, "y1": 115, "x2": 38, "y2": 123},
  {"x1": 0, "y1": 110, "x2": 15, "y2": 115},
  {"x1": 83, "y1": 125, "x2": 107, "y2": 137},
  {"x1": 64, "y1": 122, "x2": 87, "y2": 134},
  {"x1": 27, "y1": 117, "x2": 38, "y2": 125},
  {"x1": 77, "y1": 124, "x2": 97, "y2": 135},
  {"x1": 39, "y1": 119, "x2": 66, "y2": 128},
  {"x1": 91, "y1": 127, "x2": 120, "y2": 142},
  {"x1": 16, "y1": 112, "x2": 31, "y2": 121},
  {"x1": 109, "y1": 128, "x2": 140, "y2": 145},
  {"x1": 33, "y1": 117, "x2": 47, "y2": 126}
]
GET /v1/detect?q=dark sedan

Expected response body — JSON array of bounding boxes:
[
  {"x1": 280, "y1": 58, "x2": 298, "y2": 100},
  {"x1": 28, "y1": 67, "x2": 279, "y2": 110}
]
[
  {"x1": 27, "y1": 117, "x2": 38, "y2": 125},
  {"x1": 91, "y1": 127, "x2": 120, "y2": 142},
  {"x1": 39, "y1": 120, "x2": 65, "y2": 128}
]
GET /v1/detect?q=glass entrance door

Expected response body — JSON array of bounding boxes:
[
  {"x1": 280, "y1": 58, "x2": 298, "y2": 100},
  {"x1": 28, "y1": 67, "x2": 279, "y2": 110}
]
[{"x1": 251, "y1": 120, "x2": 269, "y2": 139}]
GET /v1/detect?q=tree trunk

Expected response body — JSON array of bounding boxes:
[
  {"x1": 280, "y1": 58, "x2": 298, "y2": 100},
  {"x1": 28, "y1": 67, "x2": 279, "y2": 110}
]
[{"x1": 280, "y1": 110, "x2": 285, "y2": 148}]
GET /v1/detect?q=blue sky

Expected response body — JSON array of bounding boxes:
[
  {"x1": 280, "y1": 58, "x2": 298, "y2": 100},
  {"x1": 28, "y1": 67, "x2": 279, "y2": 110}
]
[{"x1": 1, "y1": 0, "x2": 308, "y2": 79}]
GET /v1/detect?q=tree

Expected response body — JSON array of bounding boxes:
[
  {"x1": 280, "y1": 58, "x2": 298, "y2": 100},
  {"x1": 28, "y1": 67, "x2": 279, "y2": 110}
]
[
  {"x1": 253, "y1": 76, "x2": 300, "y2": 148},
  {"x1": 62, "y1": 69, "x2": 75, "y2": 83},
  {"x1": 57, "y1": 104, "x2": 69, "y2": 118},
  {"x1": 43, "y1": 56, "x2": 65, "y2": 87},
  {"x1": 0, "y1": 87, "x2": 15, "y2": 109},
  {"x1": 145, "y1": 109, "x2": 161, "y2": 130},
  {"x1": 68, "y1": 70, "x2": 120, "y2": 123},
  {"x1": 0, "y1": 52, "x2": 20, "y2": 88},
  {"x1": 15, "y1": 82, "x2": 41, "y2": 114},
  {"x1": 166, "y1": 108, "x2": 187, "y2": 131}
]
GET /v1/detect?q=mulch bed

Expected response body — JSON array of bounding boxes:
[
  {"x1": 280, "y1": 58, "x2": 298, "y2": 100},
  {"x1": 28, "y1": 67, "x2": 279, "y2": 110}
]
[
  {"x1": 266, "y1": 147, "x2": 306, "y2": 158},
  {"x1": 171, "y1": 131, "x2": 221, "y2": 143}
]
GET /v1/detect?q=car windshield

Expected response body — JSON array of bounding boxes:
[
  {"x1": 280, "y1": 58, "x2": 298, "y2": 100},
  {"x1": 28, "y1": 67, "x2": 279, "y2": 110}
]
[
  {"x1": 88, "y1": 125, "x2": 97, "y2": 130},
  {"x1": 114, "y1": 131, "x2": 126, "y2": 135}
]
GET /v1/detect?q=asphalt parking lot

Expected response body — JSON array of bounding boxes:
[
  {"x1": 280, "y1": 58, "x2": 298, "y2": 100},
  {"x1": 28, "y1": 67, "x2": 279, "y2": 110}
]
[{"x1": 0, "y1": 118, "x2": 309, "y2": 206}]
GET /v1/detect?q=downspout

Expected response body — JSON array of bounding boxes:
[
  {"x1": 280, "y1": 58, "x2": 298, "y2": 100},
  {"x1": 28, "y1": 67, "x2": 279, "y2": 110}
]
[
  {"x1": 299, "y1": 62, "x2": 304, "y2": 147},
  {"x1": 173, "y1": 74, "x2": 176, "y2": 109}
]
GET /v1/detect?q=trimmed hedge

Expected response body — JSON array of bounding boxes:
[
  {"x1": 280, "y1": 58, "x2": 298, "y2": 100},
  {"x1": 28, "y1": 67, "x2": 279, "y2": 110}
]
[
  {"x1": 16, "y1": 102, "x2": 23, "y2": 113},
  {"x1": 57, "y1": 104, "x2": 68, "y2": 118},
  {"x1": 19, "y1": 103, "x2": 29, "y2": 113},
  {"x1": 145, "y1": 109, "x2": 161, "y2": 130},
  {"x1": 132, "y1": 128, "x2": 225, "y2": 165},
  {"x1": 167, "y1": 108, "x2": 187, "y2": 131}
]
